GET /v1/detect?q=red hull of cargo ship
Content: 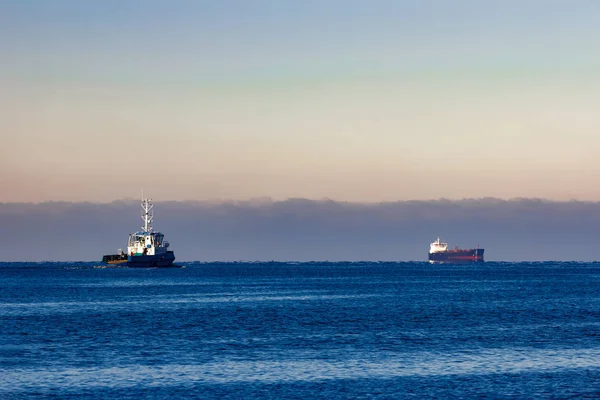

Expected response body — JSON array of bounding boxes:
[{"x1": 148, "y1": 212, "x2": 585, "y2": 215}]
[{"x1": 428, "y1": 249, "x2": 484, "y2": 264}]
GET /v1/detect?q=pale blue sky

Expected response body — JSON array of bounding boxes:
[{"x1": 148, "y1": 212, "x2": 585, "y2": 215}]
[{"x1": 2, "y1": 1, "x2": 600, "y2": 202}]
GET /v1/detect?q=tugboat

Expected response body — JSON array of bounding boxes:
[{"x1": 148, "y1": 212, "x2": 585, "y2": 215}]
[
  {"x1": 428, "y1": 237, "x2": 484, "y2": 264},
  {"x1": 102, "y1": 197, "x2": 176, "y2": 267}
]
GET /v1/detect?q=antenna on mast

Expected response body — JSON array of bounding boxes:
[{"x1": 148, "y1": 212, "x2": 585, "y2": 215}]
[{"x1": 141, "y1": 195, "x2": 154, "y2": 233}]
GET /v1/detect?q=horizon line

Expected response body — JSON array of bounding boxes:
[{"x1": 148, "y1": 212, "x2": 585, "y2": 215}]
[{"x1": 1, "y1": 196, "x2": 599, "y2": 206}]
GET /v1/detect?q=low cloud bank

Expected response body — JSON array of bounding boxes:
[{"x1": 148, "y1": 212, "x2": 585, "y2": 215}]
[{"x1": 1, "y1": 198, "x2": 599, "y2": 261}]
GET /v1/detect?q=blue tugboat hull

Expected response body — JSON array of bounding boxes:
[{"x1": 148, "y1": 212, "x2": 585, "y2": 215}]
[{"x1": 127, "y1": 251, "x2": 176, "y2": 268}]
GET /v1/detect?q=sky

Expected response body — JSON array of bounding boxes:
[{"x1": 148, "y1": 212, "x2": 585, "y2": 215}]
[{"x1": 2, "y1": 0, "x2": 600, "y2": 203}]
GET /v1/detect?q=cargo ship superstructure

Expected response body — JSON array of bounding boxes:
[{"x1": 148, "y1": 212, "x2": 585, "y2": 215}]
[
  {"x1": 102, "y1": 197, "x2": 176, "y2": 268},
  {"x1": 428, "y1": 237, "x2": 484, "y2": 264}
]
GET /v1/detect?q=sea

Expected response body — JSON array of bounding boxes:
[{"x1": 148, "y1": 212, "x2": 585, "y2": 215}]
[{"x1": 2, "y1": 261, "x2": 600, "y2": 399}]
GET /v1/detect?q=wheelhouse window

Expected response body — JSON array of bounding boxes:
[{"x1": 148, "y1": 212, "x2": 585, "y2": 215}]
[{"x1": 129, "y1": 234, "x2": 146, "y2": 246}]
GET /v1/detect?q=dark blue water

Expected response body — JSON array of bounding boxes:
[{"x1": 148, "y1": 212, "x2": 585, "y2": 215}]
[{"x1": 2, "y1": 262, "x2": 600, "y2": 399}]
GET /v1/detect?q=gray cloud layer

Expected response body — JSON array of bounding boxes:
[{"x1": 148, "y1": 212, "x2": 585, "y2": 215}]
[{"x1": 1, "y1": 198, "x2": 598, "y2": 262}]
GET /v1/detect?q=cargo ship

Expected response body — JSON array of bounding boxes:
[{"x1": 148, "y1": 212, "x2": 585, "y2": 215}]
[
  {"x1": 428, "y1": 237, "x2": 484, "y2": 264},
  {"x1": 102, "y1": 197, "x2": 176, "y2": 268}
]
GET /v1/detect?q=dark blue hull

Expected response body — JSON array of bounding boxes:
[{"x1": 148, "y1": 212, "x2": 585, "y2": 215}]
[
  {"x1": 429, "y1": 249, "x2": 484, "y2": 264},
  {"x1": 127, "y1": 251, "x2": 176, "y2": 268}
]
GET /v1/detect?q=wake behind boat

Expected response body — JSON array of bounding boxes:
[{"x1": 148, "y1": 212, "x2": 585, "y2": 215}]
[{"x1": 102, "y1": 197, "x2": 176, "y2": 268}]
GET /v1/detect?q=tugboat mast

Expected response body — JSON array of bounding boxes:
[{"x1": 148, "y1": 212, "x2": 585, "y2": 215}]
[{"x1": 141, "y1": 197, "x2": 154, "y2": 233}]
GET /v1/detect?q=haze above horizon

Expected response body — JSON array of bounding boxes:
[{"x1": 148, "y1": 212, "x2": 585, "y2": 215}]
[{"x1": 2, "y1": 0, "x2": 599, "y2": 203}]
